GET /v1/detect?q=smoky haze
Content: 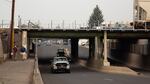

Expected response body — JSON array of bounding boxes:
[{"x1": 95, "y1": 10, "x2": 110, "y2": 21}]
[{"x1": 0, "y1": 0, "x2": 133, "y2": 25}]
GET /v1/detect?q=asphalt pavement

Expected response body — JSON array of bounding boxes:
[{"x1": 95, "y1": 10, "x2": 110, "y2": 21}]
[
  {"x1": 39, "y1": 64, "x2": 150, "y2": 84},
  {"x1": 37, "y1": 43, "x2": 150, "y2": 84}
]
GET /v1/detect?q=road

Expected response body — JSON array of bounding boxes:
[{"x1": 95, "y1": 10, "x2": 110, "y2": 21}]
[
  {"x1": 39, "y1": 64, "x2": 150, "y2": 84},
  {"x1": 37, "y1": 43, "x2": 150, "y2": 84}
]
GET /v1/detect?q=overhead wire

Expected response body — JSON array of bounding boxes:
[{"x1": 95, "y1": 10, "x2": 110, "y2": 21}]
[
  {"x1": 4, "y1": 0, "x2": 12, "y2": 3},
  {"x1": 0, "y1": 0, "x2": 11, "y2": 7}
]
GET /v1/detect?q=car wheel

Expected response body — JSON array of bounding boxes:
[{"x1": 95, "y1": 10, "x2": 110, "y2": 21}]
[
  {"x1": 66, "y1": 70, "x2": 70, "y2": 73},
  {"x1": 51, "y1": 69, "x2": 55, "y2": 73}
]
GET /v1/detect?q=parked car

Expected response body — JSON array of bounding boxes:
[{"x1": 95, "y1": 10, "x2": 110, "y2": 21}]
[{"x1": 50, "y1": 57, "x2": 70, "y2": 73}]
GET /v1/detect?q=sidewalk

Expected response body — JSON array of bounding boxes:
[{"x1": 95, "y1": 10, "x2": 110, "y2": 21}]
[
  {"x1": 0, "y1": 59, "x2": 34, "y2": 84},
  {"x1": 78, "y1": 59, "x2": 140, "y2": 76}
]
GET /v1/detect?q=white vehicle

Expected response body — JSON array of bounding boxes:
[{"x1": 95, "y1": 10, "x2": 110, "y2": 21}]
[{"x1": 50, "y1": 57, "x2": 70, "y2": 73}]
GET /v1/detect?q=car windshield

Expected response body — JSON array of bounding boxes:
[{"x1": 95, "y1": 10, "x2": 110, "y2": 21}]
[
  {"x1": 146, "y1": 22, "x2": 150, "y2": 26},
  {"x1": 57, "y1": 52, "x2": 65, "y2": 56},
  {"x1": 54, "y1": 57, "x2": 67, "y2": 61},
  {"x1": 58, "y1": 49, "x2": 64, "y2": 52}
]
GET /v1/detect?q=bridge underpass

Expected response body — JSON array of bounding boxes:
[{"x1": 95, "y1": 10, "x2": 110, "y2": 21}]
[
  {"x1": 109, "y1": 39, "x2": 150, "y2": 70},
  {"x1": 29, "y1": 37, "x2": 104, "y2": 66},
  {"x1": 13, "y1": 29, "x2": 150, "y2": 70},
  {"x1": 22, "y1": 29, "x2": 110, "y2": 67},
  {"x1": 29, "y1": 38, "x2": 89, "y2": 62},
  {"x1": 8, "y1": 28, "x2": 150, "y2": 84}
]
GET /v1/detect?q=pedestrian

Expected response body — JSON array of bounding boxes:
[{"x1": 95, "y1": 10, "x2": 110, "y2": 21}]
[
  {"x1": 20, "y1": 46, "x2": 26, "y2": 53},
  {"x1": 20, "y1": 46, "x2": 27, "y2": 60},
  {"x1": 12, "y1": 45, "x2": 17, "y2": 60}
]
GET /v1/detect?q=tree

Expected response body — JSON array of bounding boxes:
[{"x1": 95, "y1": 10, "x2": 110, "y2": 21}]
[{"x1": 88, "y1": 5, "x2": 104, "y2": 28}]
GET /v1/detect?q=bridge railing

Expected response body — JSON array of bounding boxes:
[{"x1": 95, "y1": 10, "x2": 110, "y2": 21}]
[
  {"x1": 17, "y1": 26, "x2": 150, "y2": 32},
  {"x1": 1, "y1": 19, "x2": 150, "y2": 31},
  {"x1": 17, "y1": 20, "x2": 138, "y2": 31},
  {"x1": 0, "y1": 20, "x2": 10, "y2": 28}
]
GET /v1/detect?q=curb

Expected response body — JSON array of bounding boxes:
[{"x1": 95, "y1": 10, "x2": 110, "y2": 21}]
[{"x1": 32, "y1": 58, "x2": 44, "y2": 84}]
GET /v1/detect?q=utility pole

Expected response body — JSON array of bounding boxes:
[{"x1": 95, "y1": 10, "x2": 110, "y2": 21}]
[{"x1": 10, "y1": 0, "x2": 16, "y2": 57}]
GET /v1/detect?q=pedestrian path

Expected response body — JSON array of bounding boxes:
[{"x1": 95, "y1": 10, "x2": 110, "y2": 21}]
[
  {"x1": 0, "y1": 59, "x2": 34, "y2": 84},
  {"x1": 78, "y1": 59, "x2": 140, "y2": 76}
]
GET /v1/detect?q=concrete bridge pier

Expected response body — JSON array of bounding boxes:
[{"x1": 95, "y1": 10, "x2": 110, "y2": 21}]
[
  {"x1": 21, "y1": 31, "x2": 28, "y2": 59},
  {"x1": 103, "y1": 31, "x2": 110, "y2": 66},
  {"x1": 28, "y1": 38, "x2": 35, "y2": 55},
  {"x1": 0, "y1": 36, "x2": 4, "y2": 63},
  {"x1": 87, "y1": 38, "x2": 95, "y2": 66},
  {"x1": 87, "y1": 32, "x2": 110, "y2": 67},
  {"x1": 14, "y1": 31, "x2": 22, "y2": 59},
  {"x1": 88, "y1": 36, "x2": 103, "y2": 67},
  {"x1": 71, "y1": 38, "x2": 79, "y2": 62}
]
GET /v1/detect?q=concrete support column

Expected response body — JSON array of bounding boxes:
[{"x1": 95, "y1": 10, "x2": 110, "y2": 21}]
[
  {"x1": 14, "y1": 31, "x2": 22, "y2": 59},
  {"x1": 27, "y1": 37, "x2": 30, "y2": 57},
  {"x1": 87, "y1": 36, "x2": 104, "y2": 67},
  {"x1": 146, "y1": 39, "x2": 150, "y2": 67},
  {"x1": 22, "y1": 31, "x2": 27, "y2": 49},
  {"x1": 0, "y1": 36, "x2": 4, "y2": 63},
  {"x1": 71, "y1": 38, "x2": 79, "y2": 62},
  {"x1": 35, "y1": 38, "x2": 38, "y2": 58},
  {"x1": 103, "y1": 31, "x2": 110, "y2": 66},
  {"x1": 0, "y1": 32, "x2": 8, "y2": 62},
  {"x1": 94, "y1": 36, "x2": 100, "y2": 60},
  {"x1": 21, "y1": 31, "x2": 28, "y2": 59},
  {"x1": 88, "y1": 38, "x2": 95, "y2": 61}
]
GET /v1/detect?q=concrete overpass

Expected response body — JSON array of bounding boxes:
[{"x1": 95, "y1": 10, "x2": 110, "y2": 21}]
[
  {"x1": 11, "y1": 28, "x2": 150, "y2": 68},
  {"x1": 21, "y1": 29, "x2": 150, "y2": 39}
]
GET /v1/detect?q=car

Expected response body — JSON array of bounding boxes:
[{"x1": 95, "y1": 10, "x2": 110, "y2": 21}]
[
  {"x1": 57, "y1": 49, "x2": 65, "y2": 57},
  {"x1": 57, "y1": 49, "x2": 72, "y2": 61},
  {"x1": 50, "y1": 57, "x2": 70, "y2": 73}
]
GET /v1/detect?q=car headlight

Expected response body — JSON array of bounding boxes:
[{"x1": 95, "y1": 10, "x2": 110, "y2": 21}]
[
  {"x1": 66, "y1": 65, "x2": 70, "y2": 69},
  {"x1": 53, "y1": 65, "x2": 57, "y2": 69}
]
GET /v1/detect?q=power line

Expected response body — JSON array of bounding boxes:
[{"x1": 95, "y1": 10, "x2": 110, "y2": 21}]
[
  {"x1": 4, "y1": 0, "x2": 12, "y2": 3},
  {"x1": 0, "y1": 0, "x2": 11, "y2": 8}
]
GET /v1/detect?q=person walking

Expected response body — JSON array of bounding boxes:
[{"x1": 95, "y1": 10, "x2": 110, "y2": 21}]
[
  {"x1": 12, "y1": 45, "x2": 17, "y2": 60},
  {"x1": 20, "y1": 46, "x2": 27, "y2": 60}
]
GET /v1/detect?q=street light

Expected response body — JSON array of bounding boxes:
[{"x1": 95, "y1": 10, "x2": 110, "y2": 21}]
[{"x1": 9, "y1": 0, "x2": 16, "y2": 58}]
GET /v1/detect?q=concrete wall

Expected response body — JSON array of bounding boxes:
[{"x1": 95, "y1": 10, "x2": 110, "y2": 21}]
[
  {"x1": 0, "y1": 36, "x2": 4, "y2": 63},
  {"x1": 0, "y1": 31, "x2": 8, "y2": 63}
]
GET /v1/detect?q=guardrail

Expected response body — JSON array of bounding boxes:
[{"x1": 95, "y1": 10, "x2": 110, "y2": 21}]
[
  {"x1": 2, "y1": 26, "x2": 150, "y2": 32},
  {"x1": 14, "y1": 27, "x2": 150, "y2": 32}
]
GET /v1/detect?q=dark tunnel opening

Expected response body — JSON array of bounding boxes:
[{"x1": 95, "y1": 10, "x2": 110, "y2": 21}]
[{"x1": 29, "y1": 38, "x2": 89, "y2": 65}]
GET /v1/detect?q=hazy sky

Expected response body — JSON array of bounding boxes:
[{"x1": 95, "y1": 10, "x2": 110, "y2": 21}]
[{"x1": 0, "y1": 0, "x2": 133, "y2": 25}]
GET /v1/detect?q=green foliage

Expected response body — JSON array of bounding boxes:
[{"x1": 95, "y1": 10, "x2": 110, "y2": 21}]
[{"x1": 88, "y1": 5, "x2": 104, "y2": 28}]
